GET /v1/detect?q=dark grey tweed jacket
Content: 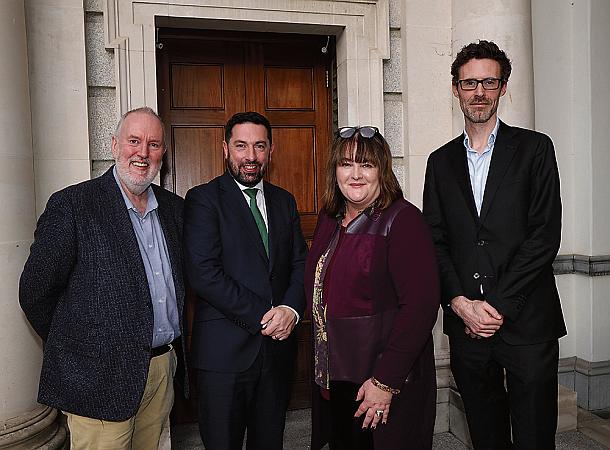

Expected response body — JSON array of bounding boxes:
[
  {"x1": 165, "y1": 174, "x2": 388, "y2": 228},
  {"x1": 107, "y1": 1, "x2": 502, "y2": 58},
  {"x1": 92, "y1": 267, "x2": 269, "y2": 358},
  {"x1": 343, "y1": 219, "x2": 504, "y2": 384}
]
[{"x1": 19, "y1": 167, "x2": 186, "y2": 421}]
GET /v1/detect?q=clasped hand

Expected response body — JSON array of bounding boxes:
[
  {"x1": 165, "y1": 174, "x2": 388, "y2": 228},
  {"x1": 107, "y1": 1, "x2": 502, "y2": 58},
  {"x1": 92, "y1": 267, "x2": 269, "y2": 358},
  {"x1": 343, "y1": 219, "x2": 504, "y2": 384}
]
[
  {"x1": 451, "y1": 295, "x2": 503, "y2": 338},
  {"x1": 353, "y1": 378, "x2": 393, "y2": 429},
  {"x1": 260, "y1": 306, "x2": 296, "y2": 340}
]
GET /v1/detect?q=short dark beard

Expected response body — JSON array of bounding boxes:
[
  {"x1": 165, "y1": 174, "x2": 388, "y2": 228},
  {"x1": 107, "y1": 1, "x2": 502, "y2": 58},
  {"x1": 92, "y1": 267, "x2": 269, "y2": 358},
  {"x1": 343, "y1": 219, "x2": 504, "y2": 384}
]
[
  {"x1": 226, "y1": 158, "x2": 264, "y2": 187},
  {"x1": 461, "y1": 95, "x2": 499, "y2": 124}
]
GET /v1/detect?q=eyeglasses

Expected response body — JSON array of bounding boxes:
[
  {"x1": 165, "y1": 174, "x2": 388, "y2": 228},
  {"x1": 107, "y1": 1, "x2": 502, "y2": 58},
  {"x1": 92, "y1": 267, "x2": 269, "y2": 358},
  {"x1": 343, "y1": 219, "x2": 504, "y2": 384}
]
[
  {"x1": 456, "y1": 78, "x2": 503, "y2": 91},
  {"x1": 338, "y1": 126, "x2": 379, "y2": 139}
]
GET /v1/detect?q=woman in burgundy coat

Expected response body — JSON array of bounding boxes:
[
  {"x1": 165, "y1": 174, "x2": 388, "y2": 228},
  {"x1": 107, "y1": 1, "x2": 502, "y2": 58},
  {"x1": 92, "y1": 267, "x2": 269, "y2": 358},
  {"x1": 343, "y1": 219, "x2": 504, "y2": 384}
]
[{"x1": 305, "y1": 126, "x2": 440, "y2": 450}]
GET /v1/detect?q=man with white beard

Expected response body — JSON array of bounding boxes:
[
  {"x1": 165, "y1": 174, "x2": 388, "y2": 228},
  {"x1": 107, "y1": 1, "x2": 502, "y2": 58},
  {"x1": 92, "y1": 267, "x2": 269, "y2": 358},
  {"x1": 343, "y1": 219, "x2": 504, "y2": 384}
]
[{"x1": 20, "y1": 107, "x2": 186, "y2": 449}]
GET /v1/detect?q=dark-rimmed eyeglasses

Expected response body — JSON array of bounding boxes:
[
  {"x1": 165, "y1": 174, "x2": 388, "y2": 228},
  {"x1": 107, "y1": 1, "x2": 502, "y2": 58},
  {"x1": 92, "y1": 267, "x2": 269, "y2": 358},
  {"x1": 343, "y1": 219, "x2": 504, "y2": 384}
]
[
  {"x1": 456, "y1": 78, "x2": 503, "y2": 91},
  {"x1": 338, "y1": 126, "x2": 379, "y2": 139}
]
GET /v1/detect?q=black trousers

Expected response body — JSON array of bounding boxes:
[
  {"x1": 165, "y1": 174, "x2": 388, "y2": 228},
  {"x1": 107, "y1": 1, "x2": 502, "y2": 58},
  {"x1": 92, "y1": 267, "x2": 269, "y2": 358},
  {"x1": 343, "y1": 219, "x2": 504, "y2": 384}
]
[
  {"x1": 196, "y1": 339, "x2": 293, "y2": 450},
  {"x1": 328, "y1": 381, "x2": 375, "y2": 450},
  {"x1": 449, "y1": 335, "x2": 559, "y2": 450}
]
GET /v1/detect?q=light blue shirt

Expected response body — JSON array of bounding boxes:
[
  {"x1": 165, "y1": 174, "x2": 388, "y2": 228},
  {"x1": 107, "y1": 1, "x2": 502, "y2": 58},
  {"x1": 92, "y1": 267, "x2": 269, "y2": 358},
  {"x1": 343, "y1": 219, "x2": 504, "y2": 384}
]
[
  {"x1": 113, "y1": 168, "x2": 180, "y2": 348},
  {"x1": 464, "y1": 118, "x2": 500, "y2": 215}
]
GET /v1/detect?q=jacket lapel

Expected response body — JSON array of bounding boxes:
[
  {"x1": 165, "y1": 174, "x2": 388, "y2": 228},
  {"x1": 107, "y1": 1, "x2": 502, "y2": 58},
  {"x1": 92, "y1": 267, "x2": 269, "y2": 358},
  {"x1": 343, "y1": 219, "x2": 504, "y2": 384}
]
[
  {"x1": 98, "y1": 168, "x2": 149, "y2": 297},
  {"x1": 219, "y1": 172, "x2": 269, "y2": 265},
  {"x1": 479, "y1": 121, "x2": 518, "y2": 224},
  {"x1": 447, "y1": 136, "x2": 479, "y2": 223},
  {"x1": 264, "y1": 183, "x2": 279, "y2": 272}
]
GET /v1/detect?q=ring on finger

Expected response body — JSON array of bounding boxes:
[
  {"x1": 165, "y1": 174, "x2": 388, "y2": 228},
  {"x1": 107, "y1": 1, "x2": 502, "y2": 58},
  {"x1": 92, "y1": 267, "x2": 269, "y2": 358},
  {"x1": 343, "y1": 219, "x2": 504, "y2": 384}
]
[{"x1": 375, "y1": 410, "x2": 383, "y2": 418}]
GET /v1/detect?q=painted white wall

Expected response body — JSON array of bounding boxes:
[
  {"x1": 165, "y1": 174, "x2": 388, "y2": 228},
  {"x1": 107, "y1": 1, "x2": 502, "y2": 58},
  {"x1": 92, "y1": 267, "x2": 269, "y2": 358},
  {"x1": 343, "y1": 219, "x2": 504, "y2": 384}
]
[
  {"x1": 590, "y1": 0, "x2": 610, "y2": 256},
  {"x1": 452, "y1": 0, "x2": 534, "y2": 133},
  {"x1": 533, "y1": 0, "x2": 610, "y2": 362},
  {"x1": 402, "y1": 0, "x2": 453, "y2": 210},
  {"x1": 0, "y1": 0, "x2": 41, "y2": 422},
  {"x1": 25, "y1": 0, "x2": 91, "y2": 217},
  {"x1": 588, "y1": 0, "x2": 610, "y2": 361}
]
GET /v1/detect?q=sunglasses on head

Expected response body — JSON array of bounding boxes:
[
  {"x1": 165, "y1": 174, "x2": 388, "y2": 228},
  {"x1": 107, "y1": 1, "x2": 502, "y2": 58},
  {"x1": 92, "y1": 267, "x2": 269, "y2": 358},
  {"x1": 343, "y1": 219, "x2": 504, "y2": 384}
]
[{"x1": 338, "y1": 126, "x2": 379, "y2": 139}]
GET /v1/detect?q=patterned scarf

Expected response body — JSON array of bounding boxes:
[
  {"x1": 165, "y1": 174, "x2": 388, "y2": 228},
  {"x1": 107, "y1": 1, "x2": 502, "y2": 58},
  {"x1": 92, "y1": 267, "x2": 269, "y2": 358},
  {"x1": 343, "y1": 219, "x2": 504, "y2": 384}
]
[{"x1": 312, "y1": 227, "x2": 342, "y2": 389}]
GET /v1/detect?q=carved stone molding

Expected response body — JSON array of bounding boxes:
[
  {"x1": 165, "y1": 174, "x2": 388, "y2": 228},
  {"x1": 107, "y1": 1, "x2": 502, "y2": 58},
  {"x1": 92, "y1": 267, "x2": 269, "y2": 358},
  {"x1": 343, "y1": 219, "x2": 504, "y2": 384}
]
[
  {"x1": 0, "y1": 405, "x2": 66, "y2": 449},
  {"x1": 103, "y1": 0, "x2": 390, "y2": 130},
  {"x1": 554, "y1": 254, "x2": 610, "y2": 276}
]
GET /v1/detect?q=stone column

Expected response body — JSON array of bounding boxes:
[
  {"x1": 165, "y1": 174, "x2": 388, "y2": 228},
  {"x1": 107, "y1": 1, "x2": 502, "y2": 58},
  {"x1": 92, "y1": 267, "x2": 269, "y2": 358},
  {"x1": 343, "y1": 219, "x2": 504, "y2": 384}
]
[
  {"x1": 452, "y1": 0, "x2": 535, "y2": 133},
  {"x1": 0, "y1": 0, "x2": 65, "y2": 448}
]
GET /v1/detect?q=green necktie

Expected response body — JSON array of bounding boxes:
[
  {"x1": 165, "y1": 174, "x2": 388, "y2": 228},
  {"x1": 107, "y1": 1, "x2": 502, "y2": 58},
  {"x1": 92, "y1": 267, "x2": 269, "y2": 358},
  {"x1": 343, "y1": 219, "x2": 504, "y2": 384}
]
[{"x1": 244, "y1": 188, "x2": 269, "y2": 256}]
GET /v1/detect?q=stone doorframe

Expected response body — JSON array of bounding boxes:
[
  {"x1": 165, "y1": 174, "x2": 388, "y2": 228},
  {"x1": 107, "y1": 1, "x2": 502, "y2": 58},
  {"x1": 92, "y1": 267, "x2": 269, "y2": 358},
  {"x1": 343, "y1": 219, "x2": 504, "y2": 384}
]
[{"x1": 103, "y1": 0, "x2": 390, "y2": 131}]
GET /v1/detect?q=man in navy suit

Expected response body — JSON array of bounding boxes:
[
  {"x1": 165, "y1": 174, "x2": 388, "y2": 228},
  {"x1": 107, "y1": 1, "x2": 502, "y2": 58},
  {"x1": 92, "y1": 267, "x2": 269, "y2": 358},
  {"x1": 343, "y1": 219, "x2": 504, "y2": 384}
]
[
  {"x1": 184, "y1": 111, "x2": 307, "y2": 450},
  {"x1": 423, "y1": 41, "x2": 566, "y2": 449}
]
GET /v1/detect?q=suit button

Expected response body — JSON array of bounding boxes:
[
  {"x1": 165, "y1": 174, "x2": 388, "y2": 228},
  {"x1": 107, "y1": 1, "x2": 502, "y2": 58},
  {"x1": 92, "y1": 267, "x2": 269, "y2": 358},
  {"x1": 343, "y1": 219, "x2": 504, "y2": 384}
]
[
  {"x1": 473, "y1": 272, "x2": 480, "y2": 279},
  {"x1": 477, "y1": 240, "x2": 486, "y2": 246}
]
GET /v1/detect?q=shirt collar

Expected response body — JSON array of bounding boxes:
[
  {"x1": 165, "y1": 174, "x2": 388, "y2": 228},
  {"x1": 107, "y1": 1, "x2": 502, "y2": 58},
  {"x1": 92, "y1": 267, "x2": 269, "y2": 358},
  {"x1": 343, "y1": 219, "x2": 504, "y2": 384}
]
[
  {"x1": 233, "y1": 176, "x2": 265, "y2": 194},
  {"x1": 112, "y1": 166, "x2": 158, "y2": 216},
  {"x1": 463, "y1": 117, "x2": 500, "y2": 154}
]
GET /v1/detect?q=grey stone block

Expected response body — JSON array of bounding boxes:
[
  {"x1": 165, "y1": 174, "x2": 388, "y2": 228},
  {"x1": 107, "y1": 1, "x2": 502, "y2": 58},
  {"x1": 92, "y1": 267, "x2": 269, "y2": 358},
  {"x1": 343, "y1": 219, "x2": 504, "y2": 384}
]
[
  {"x1": 449, "y1": 389, "x2": 472, "y2": 448},
  {"x1": 392, "y1": 158, "x2": 405, "y2": 193},
  {"x1": 88, "y1": 88, "x2": 116, "y2": 161},
  {"x1": 86, "y1": 12, "x2": 115, "y2": 87},
  {"x1": 588, "y1": 373, "x2": 610, "y2": 410},
  {"x1": 574, "y1": 358, "x2": 610, "y2": 410},
  {"x1": 84, "y1": 0, "x2": 104, "y2": 13},
  {"x1": 389, "y1": 0, "x2": 402, "y2": 28},
  {"x1": 435, "y1": 401, "x2": 450, "y2": 433},
  {"x1": 383, "y1": 30, "x2": 402, "y2": 93},
  {"x1": 91, "y1": 160, "x2": 113, "y2": 179},
  {"x1": 559, "y1": 371, "x2": 576, "y2": 391},
  {"x1": 383, "y1": 94, "x2": 403, "y2": 157}
]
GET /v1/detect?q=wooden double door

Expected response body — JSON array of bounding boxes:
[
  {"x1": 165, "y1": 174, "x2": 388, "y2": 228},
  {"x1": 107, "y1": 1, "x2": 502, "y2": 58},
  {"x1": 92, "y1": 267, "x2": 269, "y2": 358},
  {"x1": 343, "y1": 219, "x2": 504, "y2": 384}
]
[{"x1": 156, "y1": 29, "x2": 333, "y2": 416}]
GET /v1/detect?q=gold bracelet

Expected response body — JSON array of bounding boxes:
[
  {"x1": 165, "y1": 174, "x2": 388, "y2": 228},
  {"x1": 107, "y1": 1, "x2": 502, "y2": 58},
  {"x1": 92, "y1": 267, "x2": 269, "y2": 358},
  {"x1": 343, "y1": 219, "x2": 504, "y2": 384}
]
[{"x1": 370, "y1": 377, "x2": 400, "y2": 395}]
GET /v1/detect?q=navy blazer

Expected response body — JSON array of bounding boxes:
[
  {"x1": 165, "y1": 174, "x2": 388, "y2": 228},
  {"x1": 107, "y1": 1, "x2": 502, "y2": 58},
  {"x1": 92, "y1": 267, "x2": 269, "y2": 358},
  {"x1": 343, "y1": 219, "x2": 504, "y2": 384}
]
[
  {"x1": 19, "y1": 167, "x2": 186, "y2": 421},
  {"x1": 184, "y1": 171, "x2": 307, "y2": 372},
  {"x1": 423, "y1": 121, "x2": 566, "y2": 345}
]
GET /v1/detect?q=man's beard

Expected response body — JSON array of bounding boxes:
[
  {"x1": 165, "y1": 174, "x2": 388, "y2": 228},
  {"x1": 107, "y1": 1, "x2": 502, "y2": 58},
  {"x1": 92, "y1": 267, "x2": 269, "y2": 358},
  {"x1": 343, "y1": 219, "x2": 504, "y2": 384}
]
[
  {"x1": 227, "y1": 157, "x2": 266, "y2": 187},
  {"x1": 461, "y1": 96, "x2": 499, "y2": 124},
  {"x1": 115, "y1": 157, "x2": 159, "y2": 195}
]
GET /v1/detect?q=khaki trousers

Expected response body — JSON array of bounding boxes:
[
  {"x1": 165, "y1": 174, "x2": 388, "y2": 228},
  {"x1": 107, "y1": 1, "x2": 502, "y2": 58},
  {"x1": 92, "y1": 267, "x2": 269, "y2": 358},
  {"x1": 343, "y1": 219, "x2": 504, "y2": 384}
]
[{"x1": 65, "y1": 348, "x2": 177, "y2": 450}]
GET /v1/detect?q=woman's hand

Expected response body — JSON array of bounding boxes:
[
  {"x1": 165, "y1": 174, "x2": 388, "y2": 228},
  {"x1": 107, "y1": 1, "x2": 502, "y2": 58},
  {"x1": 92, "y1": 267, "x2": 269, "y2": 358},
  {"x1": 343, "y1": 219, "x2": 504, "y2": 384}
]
[{"x1": 353, "y1": 378, "x2": 393, "y2": 429}]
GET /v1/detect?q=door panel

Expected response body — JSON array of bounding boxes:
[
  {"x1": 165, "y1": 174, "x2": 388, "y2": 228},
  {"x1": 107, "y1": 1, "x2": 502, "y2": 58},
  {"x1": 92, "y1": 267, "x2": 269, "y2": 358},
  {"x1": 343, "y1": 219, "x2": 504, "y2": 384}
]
[
  {"x1": 171, "y1": 63, "x2": 225, "y2": 109},
  {"x1": 157, "y1": 29, "x2": 332, "y2": 418},
  {"x1": 265, "y1": 67, "x2": 315, "y2": 110},
  {"x1": 173, "y1": 127, "x2": 225, "y2": 198},
  {"x1": 269, "y1": 127, "x2": 316, "y2": 213}
]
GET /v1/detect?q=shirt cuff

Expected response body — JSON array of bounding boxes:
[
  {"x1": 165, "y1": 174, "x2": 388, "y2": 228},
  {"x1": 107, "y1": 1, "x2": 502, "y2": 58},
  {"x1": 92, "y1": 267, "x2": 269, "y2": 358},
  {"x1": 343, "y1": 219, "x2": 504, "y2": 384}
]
[{"x1": 275, "y1": 305, "x2": 300, "y2": 324}]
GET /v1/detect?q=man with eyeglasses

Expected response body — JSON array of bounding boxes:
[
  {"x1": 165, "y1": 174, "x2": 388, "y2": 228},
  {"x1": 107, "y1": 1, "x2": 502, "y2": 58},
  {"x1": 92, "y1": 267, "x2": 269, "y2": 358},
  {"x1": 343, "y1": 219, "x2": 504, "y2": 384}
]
[{"x1": 423, "y1": 40, "x2": 565, "y2": 449}]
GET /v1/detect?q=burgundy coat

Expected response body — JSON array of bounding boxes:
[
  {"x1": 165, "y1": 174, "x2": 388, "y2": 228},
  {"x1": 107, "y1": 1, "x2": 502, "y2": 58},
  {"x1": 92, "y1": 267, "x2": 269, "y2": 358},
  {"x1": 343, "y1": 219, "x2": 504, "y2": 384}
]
[{"x1": 305, "y1": 198, "x2": 441, "y2": 449}]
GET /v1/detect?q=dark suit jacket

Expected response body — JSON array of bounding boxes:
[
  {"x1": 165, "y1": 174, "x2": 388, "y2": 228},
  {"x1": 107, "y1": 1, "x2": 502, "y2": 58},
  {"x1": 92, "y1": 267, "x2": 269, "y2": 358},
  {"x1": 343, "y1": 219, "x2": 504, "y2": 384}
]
[
  {"x1": 423, "y1": 121, "x2": 566, "y2": 345},
  {"x1": 19, "y1": 167, "x2": 185, "y2": 421},
  {"x1": 184, "y1": 171, "x2": 307, "y2": 372}
]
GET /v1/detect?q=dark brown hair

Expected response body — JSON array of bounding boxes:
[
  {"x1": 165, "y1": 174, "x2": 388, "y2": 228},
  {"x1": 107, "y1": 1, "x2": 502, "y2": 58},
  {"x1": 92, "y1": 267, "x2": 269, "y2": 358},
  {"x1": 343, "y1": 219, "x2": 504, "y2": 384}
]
[
  {"x1": 225, "y1": 111, "x2": 272, "y2": 145},
  {"x1": 322, "y1": 130, "x2": 402, "y2": 216},
  {"x1": 451, "y1": 40, "x2": 512, "y2": 84}
]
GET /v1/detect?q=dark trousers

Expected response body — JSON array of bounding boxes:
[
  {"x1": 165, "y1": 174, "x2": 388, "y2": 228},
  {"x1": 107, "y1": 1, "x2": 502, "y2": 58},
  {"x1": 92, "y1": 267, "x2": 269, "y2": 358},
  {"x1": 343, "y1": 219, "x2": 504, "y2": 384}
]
[
  {"x1": 449, "y1": 335, "x2": 559, "y2": 450},
  {"x1": 312, "y1": 337, "x2": 436, "y2": 450},
  {"x1": 328, "y1": 381, "x2": 375, "y2": 450},
  {"x1": 196, "y1": 340, "x2": 293, "y2": 450}
]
